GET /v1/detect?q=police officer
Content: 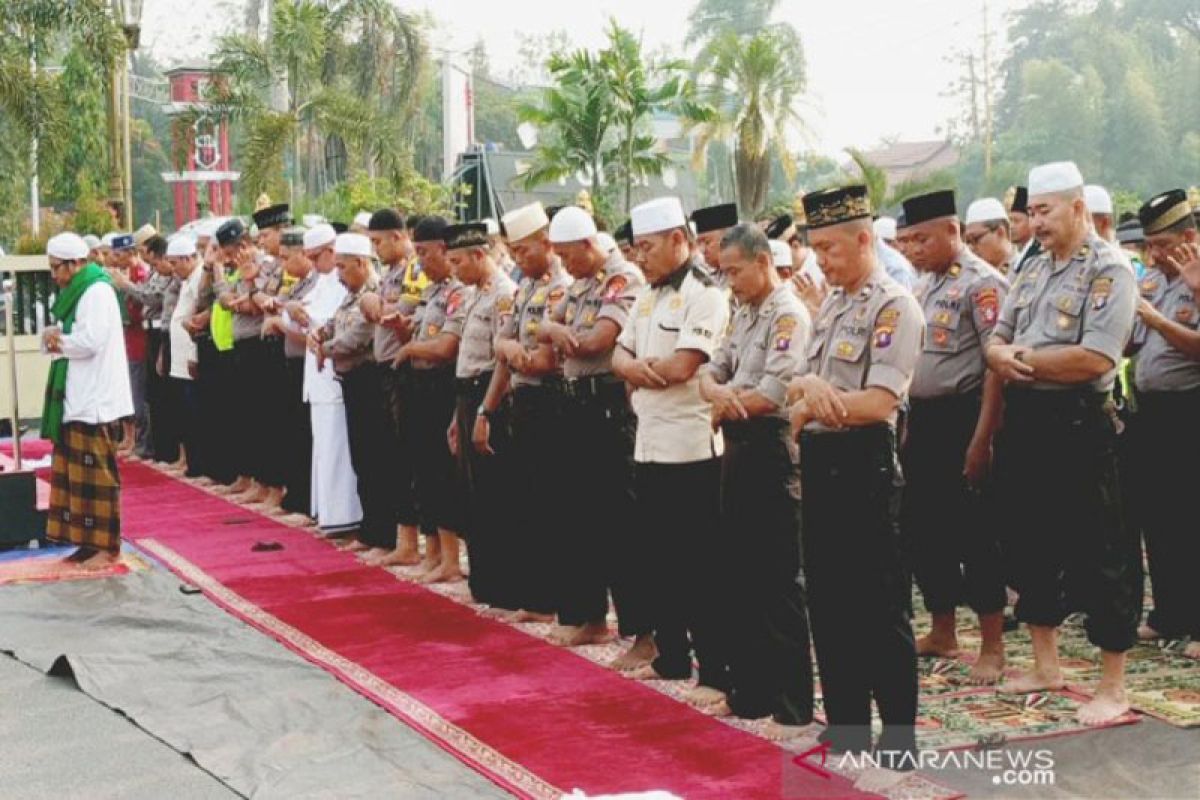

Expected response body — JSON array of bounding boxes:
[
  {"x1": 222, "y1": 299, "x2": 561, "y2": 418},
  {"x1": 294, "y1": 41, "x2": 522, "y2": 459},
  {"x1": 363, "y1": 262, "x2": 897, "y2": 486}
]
[
  {"x1": 985, "y1": 161, "x2": 1139, "y2": 726},
  {"x1": 785, "y1": 184, "x2": 922, "y2": 773},
  {"x1": 443, "y1": 223, "x2": 519, "y2": 611},
  {"x1": 1128, "y1": 190, "x2": 1200, "y2": 658},
  {"x1": 1007, "y1": 186, "x2": 1042, "y2": 274},
  {"x1": 489, "y1": 202, "x2": 573, "y2": 623},
  {"x1": 536, "y1": 206, "x2": 649, "y2": 655},
  {"x1": 899, "y1": 190, "x2": 1009, "y2": 685},
  {"x1": 393, "y1": 216, "x2": 467, "y2": 584},
  {"x1": 612, "y1": 196, "x2": 732, "y2": 710},
  {"x1": 963, "y1": 198, "x2": 1016, "y2": 276},
  {"x1": 311, "y1": 233, "x2": 393, "y2": 557},
  {"x1": 698, "y1": 223, "x2": 814, "y2": 736},
  {"x1": 364, "y1": 209, "x2": 426, "y2": 566},
  {"x1": 691, "y1": 203, "x2": 739, "y2": 279}
]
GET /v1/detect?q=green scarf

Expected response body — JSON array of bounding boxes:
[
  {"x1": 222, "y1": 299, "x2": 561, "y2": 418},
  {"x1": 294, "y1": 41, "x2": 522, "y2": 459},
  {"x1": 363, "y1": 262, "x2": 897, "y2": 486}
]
[{"x1": 40, "y1": 263, "x2": 115, "y2": 444}]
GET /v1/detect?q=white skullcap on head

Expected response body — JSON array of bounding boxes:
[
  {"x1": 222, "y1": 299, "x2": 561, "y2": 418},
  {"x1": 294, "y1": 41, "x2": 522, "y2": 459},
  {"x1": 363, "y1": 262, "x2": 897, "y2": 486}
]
[
  {"x1": 965, "y1": 198, "x2": 1009, "y2": 226},
  {"x1": 631, "y1": 197, "x2": 687, "y2": 237},
  {"x1": 873, "y1": 216, "x2": 898, "y2": 240},
  {"x1": 502, "y1": 202, "x2": 550, "y2": 242},
  {"x1": 82, "y1": 234, "x2": 101, "y2": 250},
  {"x1": 304, "y1": 223, "x2": 336, "y2": 251},
  {"x1": 133, "y1": 223, "x2": 158, "y2": 246},
  {"x1": 334, "y1": 232, "x2": 372, "y2": 258},
  {"x1": 195, "y1": 218, "x2": 222, "y2": 240},
  {"x1": 482, "y1": 217, "x2": 500, "y2": 236},
  {"x1": 548, "y1": 206, "x2": 598, "y2": 243},
  {"x1": 1084, "y1": 184, "x2": 1113, "y2": 215},
  {"x1": 166, "y1": 235, "x2": 197, "y2": 257},
  {"x1": 47, "y1": 233, "x2": 90, "y2": 260},
  {"x1": 302, "y1": 214, "x2": 326, "y2": 228},
  {"x1": 769, "y1": 238, "x2": 793, "y2": 268},
  {"x1": 353, "y1": 211, "x2": 373, "y2": 229},
  {"x1": 99, "y1": 232, "x2": 117, "y2": 248},
  {"x1": 1028, "y1": 161, "x2": 1084, "y2": 198},
  {"x1": 596, "y1": 232, "x2": 618, "y2": 254}
]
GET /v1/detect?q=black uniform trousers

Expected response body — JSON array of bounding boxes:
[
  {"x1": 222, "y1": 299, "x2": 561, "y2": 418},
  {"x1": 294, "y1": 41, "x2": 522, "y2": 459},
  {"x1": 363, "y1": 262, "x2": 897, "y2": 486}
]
[
  {"x1": 507, "y1": 384, "x2": 565, "y2": 615},
  {"x1": 901, "y1": 392, "x2": 1006, "y2": 616},
  {"x1": 995, "y1": 389, "x2": 1141, "y2": 652},
  {"x1": 800, "y1": 424, "x2": 917, "y2": 759},
  {"x1": 340, "y1": 363, "x2": 396, "y2": 549},
  {"x1": 381, "y1": 365, "x2": 422, "y2": 532},
  {"x1": 454, "y1": 373, "x2": 519, "y2": 609},
  {"x1": 637, "y1": 457, "x2": 730, "y2": 691},
  {"x1": 170, "y1": 376, "x2": 201, "y2": 475},
  {"x1": 1131, "y1": 389, "x2": 1199, "y2": 639},
  {"x1": 280, "y1": 356, "x2": 313, "y2": 516},
  {"x1": 553, "y1": 378, "x2": 651, "y2": 635},
  {"x1": 410, "y1": 366, "x2": 464, "y2": 533},
  {"x1": 194, "y1": 335, "x2": 237, "y2": 484},
  {"x1": 145, "y1": 329, "x2": 180, "y2": 463},
  {"x1": 722, "y1": 417, "x2": 814, "y2": 725},
  {"x1": 231, "y1": 337, "x2": 286, "y2": 487}
]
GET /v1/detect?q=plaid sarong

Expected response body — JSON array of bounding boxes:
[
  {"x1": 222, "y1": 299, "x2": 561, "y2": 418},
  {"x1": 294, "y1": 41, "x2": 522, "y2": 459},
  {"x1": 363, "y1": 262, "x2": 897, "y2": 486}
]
[{"x1": 46, "y1": 421, "x2": 123, "y2": 553}]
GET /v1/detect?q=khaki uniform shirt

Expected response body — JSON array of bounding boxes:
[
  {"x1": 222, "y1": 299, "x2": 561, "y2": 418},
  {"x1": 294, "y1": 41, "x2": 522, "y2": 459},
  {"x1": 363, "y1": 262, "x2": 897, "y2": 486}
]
[
  {"x1": 550, "y1": 251, "x2": 645, "y2": 378},
  {"x1": 1133, "y1": 269, "x2": 1200, "y2": 392},
  {"x1": 320, "y1": 277, "x2": 378, "y2": 374},
  {"x1": 411, "y1": 278, "x2": 465, "y2": 371},
  {"x1": 502, "y1": 261, "x2": 573, "y2": 388},
  {"x1": 447, "y1": 270, "x2": 518, "y2": 379}
]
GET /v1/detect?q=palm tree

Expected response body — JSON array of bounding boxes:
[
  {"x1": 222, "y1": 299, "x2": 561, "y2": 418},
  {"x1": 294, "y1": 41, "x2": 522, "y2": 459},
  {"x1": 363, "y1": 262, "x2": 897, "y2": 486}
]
[
  {"x1": 690, "y1": 25, "x2": 807, "y2": 216},
  {"x1": 844, "y1": 148, "x2": 890, "y2": 211}
]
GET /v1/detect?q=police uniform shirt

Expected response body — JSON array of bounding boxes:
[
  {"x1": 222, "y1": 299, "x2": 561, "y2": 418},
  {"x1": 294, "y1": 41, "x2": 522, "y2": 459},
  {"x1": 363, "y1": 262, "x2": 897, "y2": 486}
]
[
  {"x1": 373, "y1": 257, "x2": 424, "y2": 363},
  {"x1": 550, "y1": 250, "x2": 645, "y2": 378},
  {"x1": 802, "y1": 268, "x2": 923, "y2": 432},
  {"x1": 617, "y1": 264, "x2": 730, "y2": 463},
  {"x1": 910, "y1": 248, "x2": 1009, "y2": 399},
  {"x1": 502, "y1": 261, "x2": 573, "y2": 388},
  {"x1": 410, "y1": 278, "x2": 465, "y2": 370},
  {"x1": 127, "y1": 271, "x2": 170, "y2": 324},
  {"x1": 706, "y1": 283, "x2": 810, "y2": 417},
  {"x1": 320, "y1": 276, "x2": 379, "y2": 374},
  {"x1": 159, "y1": 275, "x2": 182, "y2": 329},
  {"x1": 993, "y1": 232, "x2": 1135, "y2": 392},
  {"x1": 446, "y1": 271, "x2": 518, "y2": 379},
  {"x1": 280, "y1": 268, "x2": 320, "y2": 359},
  {"x1": 1133, "y1": 270, "x2": 1200, "y2": 392},
  {"x1": 218, "y1": 255, "x2": 283, "y2": 341}
]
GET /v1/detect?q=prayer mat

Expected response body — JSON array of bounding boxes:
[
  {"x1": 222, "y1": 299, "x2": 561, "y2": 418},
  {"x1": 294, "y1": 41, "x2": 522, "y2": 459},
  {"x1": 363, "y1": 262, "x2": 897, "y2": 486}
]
[{"x1": 0, "y1": 544, "x2": 148, "y2": 586}]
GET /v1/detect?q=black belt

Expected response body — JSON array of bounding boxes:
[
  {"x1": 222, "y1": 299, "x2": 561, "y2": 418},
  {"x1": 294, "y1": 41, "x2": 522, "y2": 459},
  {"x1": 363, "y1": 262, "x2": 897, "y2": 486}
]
[
  {"x1": 550, "y1": 373, "x2": 624, "y2": 401},
  {"x1": 455, "y1": 371, "x2": 494, "y2": 393},
  {"x1": 722, "y1": 416, "x2": 789, "y2": 443},
  {"x1": 909, "y1": 390, "x2": 981, "y2": 409},
  {"x1": 411, "y1": 365, "x2": 455, "y2": 388}
]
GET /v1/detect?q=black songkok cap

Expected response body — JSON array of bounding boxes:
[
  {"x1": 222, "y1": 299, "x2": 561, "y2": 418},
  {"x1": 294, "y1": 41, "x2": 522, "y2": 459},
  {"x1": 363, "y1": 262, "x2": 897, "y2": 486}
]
[
  {"x1": 802, "y1": 185, "x2": 873, "y2": 229},
  {"x1": 901, "y1": 190, "x2": 958, "y2": 226},
  {"x1": 690, "y1": 203, "x2": 739, "y2": 234}
]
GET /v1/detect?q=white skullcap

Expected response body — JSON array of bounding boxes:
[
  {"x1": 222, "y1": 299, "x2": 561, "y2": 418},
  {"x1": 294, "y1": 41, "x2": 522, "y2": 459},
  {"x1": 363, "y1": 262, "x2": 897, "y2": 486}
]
[
  {"x1": 133, "y1": 223, "x2": 158, "y2": 245},
  {"x1": 353, "y1": 211, "x2": 373, "y2": 229},
  {"x1": 631, "y1": 197, "x2": 687, "y2": 237},
  {"x1": 1028, "y1": 161, "x2": 1084, "y2": 198},
  {"x1": 596, "y1": 232, "x2": 618, "y2": 254},
  {"x1": 502, "y1": 202, "x2": 550, "y2": 242},
  {"x1": 195, "y1": 218, "x2": 222, "y2": 240},
  {"x1": 166, "y1": 235, "x2": 197, "y2": 257},
  {"x1": 1084, "y1": 184, "x2": 1113, "y2": 215},
  {"x1": 965, "y1": 198, "x2": 1009, "y2": 226},
  {"x1": 302, "y1": 214, "x2": 326, "y2": 228},
  {"x1": 82, "y1": 234, "x2": 101, "y2": 250},
  {"x1": 769, "y1": 239, "x2": 793, "y2": 268},
  {"x1": 873, "y1": 216, "x2": 898, "y2": 240},
  {"x1": 99, "y1": 232, "x2": 117, "y2": 248},
  {"x1": 482, "y1": 217, "x2": 500, "y2": 236},
  {"x1": 47, "y1": 232, "x2": 90, "y2": 260},
  {"x1": 334, "y1": 232, "x2": 372, "y2": 258},
  {"x1": 304, "y1": 223, "x2": 336, "y2": 251},
  {"x1": 548, "y1": 206, "x2": 598, "y2": 243}
]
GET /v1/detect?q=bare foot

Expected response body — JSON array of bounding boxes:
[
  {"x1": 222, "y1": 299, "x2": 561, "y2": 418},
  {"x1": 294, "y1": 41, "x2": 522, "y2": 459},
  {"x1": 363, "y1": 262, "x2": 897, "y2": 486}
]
[
  {"x1": 79, "y1": 551, "x2": 119, "y2": 571},
  {"x1": 610, "y1": 635, "x2": 657, "y2": 672},
  {"x1": 916, "y1": 631, "x2": 960, "y2": 658},
  {"x1": 706, "y1": 699, "x2": 733, "y2": 717},
  {"x1": 274, "y1": 513, "x2": 312, "y2": 527},
  {"x1": 1184, "y1": 642, "x2": 1200, "y2": 660},
  {"x1": 357, "y1": 547, "x2": 390, "y2": 562},
  {"x1": 375, "y1": 548, "x2": 422, "y2": 567},
  {"x1": 504, "y1": 609, "x2": 554, "y2": 623},
  {"x1": 61, "y1": 547, "x2": 98, "y2": 564},
  {"x1": 628, "y1": 663, "x2": 670, "y2": 681},
  {"x1": 854, "y1": 767, "x2": 910, "y2": 794},
  {"x1": 416, "y1": 563, "x2": 464, "y2": 584},
  {"x1": 762, "y1": 720, "x2": 819, "y2": 742},
  {"x1": 1137, "y1": 623, "x2": 1163, "y2": 641},
  {"x1": 339, "y1": 540, "x2": 371, "y2": 553},
  {"x1": 684, "y1": 684, "x2": 727, "y2": 710},
  {"x1": 967, "y1": 650, "x2": 1007, "y2": 685},
  {"x1": 550, "y1": 622, "x2": 613, "y2": 647},
  {"x1": 1076, "y1": 686, "x2": 1130, "y2": 725},
  {"x1": 190, "y1": 476, "x2": 215, "y2": 487},
  {"x1": 478, "y1": 607, "x2": 515, "y2": 619},
  {"x1": 998, "y1": 668, "x2": 1064, "y2": 694}
]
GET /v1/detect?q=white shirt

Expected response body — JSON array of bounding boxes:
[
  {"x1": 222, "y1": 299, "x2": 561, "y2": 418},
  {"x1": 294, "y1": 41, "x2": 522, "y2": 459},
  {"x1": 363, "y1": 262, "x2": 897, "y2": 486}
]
[
  {"x1": 56, "y1": 282, "x2": 134, "y2": 425},
  {"x1": 302, "y1": 271, "x2": 348, "y2": 404},
  {"x1": 798, "y1": 250, "x2": 825, "y2": 288},
  {"x1": 169, "y1": 267, "x2": 203, "y2": 379},
  {"x1": 617, "y1": 266, "x2": 729, "y2": 464}
]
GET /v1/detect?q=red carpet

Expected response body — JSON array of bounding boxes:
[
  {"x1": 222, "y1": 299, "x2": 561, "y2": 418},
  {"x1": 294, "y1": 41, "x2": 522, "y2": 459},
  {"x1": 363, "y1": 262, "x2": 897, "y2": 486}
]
[{"x1": 116, "y1": 461, "x2": 885, "y2": 800}]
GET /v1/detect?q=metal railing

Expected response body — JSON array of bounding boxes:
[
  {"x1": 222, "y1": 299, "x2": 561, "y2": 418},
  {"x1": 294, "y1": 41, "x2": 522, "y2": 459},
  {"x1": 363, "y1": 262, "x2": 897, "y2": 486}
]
[{"x1": 0, "y1": 257, "x2": 54, "y2": 337}]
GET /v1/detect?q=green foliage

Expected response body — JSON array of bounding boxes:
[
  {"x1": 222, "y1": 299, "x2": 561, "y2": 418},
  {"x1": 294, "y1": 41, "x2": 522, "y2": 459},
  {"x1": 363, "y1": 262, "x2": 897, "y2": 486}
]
[
  {"x1": 844, "y1": 149, "x2": 889, "y2": 211},
  {"x1": 306, "y1": 170, "x2": 456, "y2": 223}
]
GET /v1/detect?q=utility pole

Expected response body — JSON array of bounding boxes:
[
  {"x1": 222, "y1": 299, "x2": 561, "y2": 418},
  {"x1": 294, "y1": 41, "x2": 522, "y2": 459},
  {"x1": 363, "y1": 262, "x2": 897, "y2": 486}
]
[{"x1": 29, "y1": 51, "x2": 39, "y2": 237}]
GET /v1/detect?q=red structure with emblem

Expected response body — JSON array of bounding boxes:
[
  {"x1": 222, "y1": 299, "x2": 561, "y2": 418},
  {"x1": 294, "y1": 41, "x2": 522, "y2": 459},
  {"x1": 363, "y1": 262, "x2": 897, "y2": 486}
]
[{"x1": 161, "y1": 65, "x2": 239, "y2": 228}]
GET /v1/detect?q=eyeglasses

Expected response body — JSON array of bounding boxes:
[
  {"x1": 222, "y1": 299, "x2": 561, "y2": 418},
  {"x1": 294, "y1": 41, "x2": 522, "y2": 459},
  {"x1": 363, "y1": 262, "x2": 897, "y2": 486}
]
[{"x1": 964, "y1": 229, "x2": 997, "y2": 248}]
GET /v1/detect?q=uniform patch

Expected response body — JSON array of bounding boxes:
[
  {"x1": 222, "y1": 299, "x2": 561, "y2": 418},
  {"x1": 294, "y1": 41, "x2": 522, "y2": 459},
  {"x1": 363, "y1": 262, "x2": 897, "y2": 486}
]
[
  {"x1": 933, "y1": 309, "x2": 953, "y2": 326},
  {"x1": 948, "y1": 263, "x2": 962, "y2": 277},
  {"x1": 426, "y1": 323, "x2": 440, "y2": 337},
  {"x1": 874, "y1": 328, "x2": 893, "y2": 348},
  {"x1": 932, "y1": 327, "x2": 950, "y2": 347},
  {"x1": 548, "y1": 286, "x2": 566, "y2": 306},
  {"x1": 973, "y1": 287, "x2": 999, "y2": 325},
  {"x1": 1057, "y1": 314, "x2": 1073, "y2": 330},
  {"x1": 873, "y1": 305, "x2": 899, "y2": 348},
  {"x1": 946, "y1": 287, "x2": 962, "y2": 301},
  {"x1": 446, "y1": 289, "x2": 464, "y2": 317},
  {"x1": 836, "y1": 340, "x2": 856, "y2": 358},
  {"x1": 602, "y1": 275, "x2": 629, "y2": 303},
  {"x1": 1175, "y1": 306, "x2": 1195, "y2": 324},
  {"x1": 532, "y1": 289, "x2": 547, "y2": 305},
  {"x1": 1090, "y1": 277, "x2": 1113, "y2": 310},
  {"x1": 583, "y1": 310, "x2": 596, "y2": 325},
  {"x1": 637, "y1": 298, "x2": 652, "y2": 317},
  {"x1": 669, "y1": 295, "x2": 684, "y2": 310},
  {"x1": 773, "y1": 315, "x2": 798, "y2": 352},
  {"x1": 877, "y1": 308, "x2": 901, "y2": 326},
  {"x1": 496, "y1": 295, "x2": 514, "y2": 313},
  {"x1": 1140, "y1": 277, "x2": 1159, "y2": 296}
]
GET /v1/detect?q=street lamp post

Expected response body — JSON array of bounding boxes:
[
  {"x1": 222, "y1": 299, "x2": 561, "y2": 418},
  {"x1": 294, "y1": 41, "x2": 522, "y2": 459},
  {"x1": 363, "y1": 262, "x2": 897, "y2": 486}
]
[{"x1": 113, "y1": 0, "x2": 144, "y2": 230}]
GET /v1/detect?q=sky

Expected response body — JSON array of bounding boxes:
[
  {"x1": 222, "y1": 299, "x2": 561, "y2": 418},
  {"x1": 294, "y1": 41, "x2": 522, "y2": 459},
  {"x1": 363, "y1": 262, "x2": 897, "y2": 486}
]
[{"x1": 140, "y1": 0, "x2": 1031, "y2": 158}]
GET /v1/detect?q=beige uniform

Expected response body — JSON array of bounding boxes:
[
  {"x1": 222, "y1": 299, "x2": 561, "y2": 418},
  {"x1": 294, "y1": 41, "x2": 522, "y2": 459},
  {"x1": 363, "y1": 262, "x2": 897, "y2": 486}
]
[
  {"x1": 550, "y1": 251, "x2": 644, "y2": 378},
  {"x1": 502, "y1": 262, "x2": 573, "y2": 388},
  {"x1": 446, "y1": 271, "x2": 518, "y2": 379},
  {"x1": 411, "y1": 278, "x2": 466, "y2": 370},
  {"x1": 320, "y1": 278, "x2": 379, "y2": 374}
]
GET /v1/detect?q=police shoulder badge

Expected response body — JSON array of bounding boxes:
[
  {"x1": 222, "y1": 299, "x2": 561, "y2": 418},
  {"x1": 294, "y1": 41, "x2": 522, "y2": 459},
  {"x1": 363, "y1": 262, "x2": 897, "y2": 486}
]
[
  {"x1": 873, "y1": 306, "x2": 899, "y2": 348},
  {"x1": 773, "y1": 314, "x2": 798, "y2": 352},
  {"x1": 1090, "y1": 277, "x2": 1113, "y2": 310},
  {"x1": 973, "y1": 286, "x2": 1000, "y2": 325},
  {"x1": 602, "y1": 274, "x2": 629, "y2": 303}
]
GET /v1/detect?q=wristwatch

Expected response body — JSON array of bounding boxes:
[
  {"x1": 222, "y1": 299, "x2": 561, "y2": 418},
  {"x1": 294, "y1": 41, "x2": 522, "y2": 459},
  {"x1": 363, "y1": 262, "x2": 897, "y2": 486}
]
[{"x1": 476, "y1": 405, "x2": 491, "y2": 420}]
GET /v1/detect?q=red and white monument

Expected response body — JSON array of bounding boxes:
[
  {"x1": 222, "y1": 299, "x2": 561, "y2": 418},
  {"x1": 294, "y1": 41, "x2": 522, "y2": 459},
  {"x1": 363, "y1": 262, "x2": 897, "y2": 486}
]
[{"x1": 161, "y1": 64, "x2": 239, "y2": 229}]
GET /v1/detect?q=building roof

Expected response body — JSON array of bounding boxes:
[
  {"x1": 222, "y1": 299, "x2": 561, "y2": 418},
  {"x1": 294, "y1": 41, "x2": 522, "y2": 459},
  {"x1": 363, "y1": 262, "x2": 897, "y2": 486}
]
[{"x1": 852, "y1": 140, "x2": 960, "y2": 187}]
